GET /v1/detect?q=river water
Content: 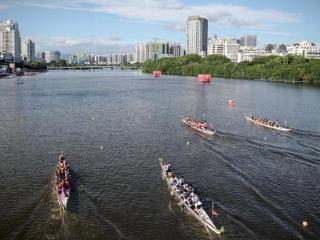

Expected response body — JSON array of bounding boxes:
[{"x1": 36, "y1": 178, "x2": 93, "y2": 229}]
[{"x1": 0, "y1": 70, "x2": 319, "y2": 240}]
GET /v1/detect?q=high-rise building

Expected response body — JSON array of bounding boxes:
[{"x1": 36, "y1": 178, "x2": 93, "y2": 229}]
[
  {"x1": 45, "y1": 50, "x2": 61, "y2": 63},
  {"x1": 135, "y1": 41, "x2": 182, "y2": 63},
  {"x1": 240, "y1": 35, "x2": 257, "y2": 48},
  {"x1": 37, "y1": 52, "x2": 45, "y2": 62},
  {"x1": 0, "y1": 20, "x2": 21, "y2": 62},
  {"x1": 169, "y1": 43, "x2": 182, "y2": 57},
  {"x1": 21, "y1": 38, "x2": 35, "y2": 63},
  {"x1": 126, "y1": 53, "x2": 135, "y2": 63},
  {"x1": 186, "y1": 16, "x2": 208, "y2": 56},
  {"x1": 135, "y1": 43, "x2": 146, "y2": 63}
]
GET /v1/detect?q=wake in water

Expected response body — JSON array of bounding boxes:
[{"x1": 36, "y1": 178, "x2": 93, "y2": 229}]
[
  {"x1": 192, "y1": 127, "x2": 320, "y2": 240},
  {"x1": 46, "y1": 175, "x2": 71, "y2": 240}
]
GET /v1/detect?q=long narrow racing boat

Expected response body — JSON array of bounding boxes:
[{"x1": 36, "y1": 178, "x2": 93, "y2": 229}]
[
  {"x1": 182, "y1": 118, "x2": 216, "y2": 135},
  {"x1": 55, "y1": 152, "x2": 71, "y2": 210},
  {"x1": 159, "y1": 158, "x2": 224, "y2": 235},
  {"x1": 245, "y1": 114, "x2": 291, "y2": 132}
]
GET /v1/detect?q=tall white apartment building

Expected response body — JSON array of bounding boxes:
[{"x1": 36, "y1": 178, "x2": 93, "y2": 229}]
[
  {"x1": 186, "y1": 16, "x2": 208, "y2": 56},
  {"x1": 135, "y1": 43, "x2": 146, "y2": 63},
  {"x1": 21, "y1": 38, "x2": 35, "y2": 63},
  {"x1": 0, "y1": 20, "x2": 21, "y2": 62}
]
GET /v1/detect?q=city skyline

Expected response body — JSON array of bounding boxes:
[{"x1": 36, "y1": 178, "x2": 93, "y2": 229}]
[{"x1": 0, "y1": 0, "x2": 319, "y2": 54}]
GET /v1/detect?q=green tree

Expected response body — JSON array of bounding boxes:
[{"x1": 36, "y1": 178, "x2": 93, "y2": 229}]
[
  {"x1": 265, "y1": 44, "x2": 274, "y2": 52},
  {"x1": 58, "y1": 59, "x2": 67, "y2": 67},
  {"x1": 278, "y1": 44, "x2": 287, "y2": 52}
]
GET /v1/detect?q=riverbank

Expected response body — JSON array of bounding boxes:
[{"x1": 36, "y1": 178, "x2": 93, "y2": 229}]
[{"x1": 142, "y1": 54, "x2": 320, "y2": 84}]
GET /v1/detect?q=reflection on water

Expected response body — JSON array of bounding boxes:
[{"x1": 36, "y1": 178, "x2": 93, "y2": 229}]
[{"x1": 0, "y1": 70, "x2": 319, "y2": 240}]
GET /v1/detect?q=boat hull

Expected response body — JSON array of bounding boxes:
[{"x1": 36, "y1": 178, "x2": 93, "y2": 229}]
[
  {"x1": 245, "y1": 116, "x2": 291, "y2": 132},
  {"x1": 153, "y1": 71, "x2": 161, "y2": 77},
  {"x1": 56, "y1": 185, "x2": 70, "y2": 210},
  {"x1": 182, "y1": 118, "x2": 216, "y2": 135},
  {"x1": 197, "y1": 74, "x2": 212, "y2": 82},
  {"x1": 159, "y1": 159, "x2": 222, "y2": 235}
]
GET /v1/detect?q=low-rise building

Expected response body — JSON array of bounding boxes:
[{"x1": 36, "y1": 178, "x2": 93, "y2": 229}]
[
  {"x1": 305, "y1": 51, "x2": 320, "y2": 60},
  {"x1": 223, "y1": 39, "x2": 239, "y2": 63},
  {"x1": 237, "y1": 49, "x2": 271, "y2": 63},
  {"x1": 287, "y1": 41, "x2": 318, "y2": 57},
  {"x1": 207, "y1": 35, "x2": 239, "y2": 62}
]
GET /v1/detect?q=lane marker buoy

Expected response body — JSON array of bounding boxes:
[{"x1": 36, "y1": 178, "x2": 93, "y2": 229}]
[{"x1": 302, "y1": 220, "x2": 308, "y2": 228}]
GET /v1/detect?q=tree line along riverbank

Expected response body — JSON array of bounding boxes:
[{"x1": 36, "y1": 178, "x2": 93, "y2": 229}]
[{"x1": 142, "y1": 54, "x2": 320, "y2": 84}]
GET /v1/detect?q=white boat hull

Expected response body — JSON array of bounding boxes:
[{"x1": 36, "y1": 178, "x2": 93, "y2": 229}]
[
  {"x1": 160, "y1": 160, "x2": 222, "y2": 235},
  {"x1": 245, "y1": 116, "x2": 291, "y2": 132},
  {"x1": 182, "y1": 119, "x2": 216, "y2": 135},
  {"x1": 56, "y1": 183, "x2": 70, "y2": 210}
]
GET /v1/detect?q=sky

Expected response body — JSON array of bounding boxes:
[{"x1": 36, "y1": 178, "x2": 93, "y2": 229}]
[{"x1": 0, "y1": 0, "x2": 319, "y2": 54}]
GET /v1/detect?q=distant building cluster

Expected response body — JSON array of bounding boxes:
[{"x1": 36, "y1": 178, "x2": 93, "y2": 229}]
[
  {"x1": 286, "y1": 41, "x2": 320, "y2": 59},
  {"x1": 184, "y1": 15, "x2": 320, "y2": 62},
  {"x1": 207, "y1": 34, "x2": 269, "y2": 63},
  {"x1": 1, "y1": 18, "x2": 320, "y2": 64},
  {"x1": 0, "y1": 20, "x2": 37, "y2": 63},
  {"x1": 66, "y1": 53, "x2": 135, "y2": 65},
  {"x1": 135, "y1": 40, "x2": 182, "y2": 63}
]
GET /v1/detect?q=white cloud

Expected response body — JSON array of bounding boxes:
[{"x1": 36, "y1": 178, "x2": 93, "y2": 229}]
[
  {"x1": 6, "y1": 0, "x2": 301, "y2": 30},
  {"x1": 34, "y1": 36, "x2": 134, "y2": 54},
  {"x1": 5, "y1": 0, "x2": 302, "y2": 52}
]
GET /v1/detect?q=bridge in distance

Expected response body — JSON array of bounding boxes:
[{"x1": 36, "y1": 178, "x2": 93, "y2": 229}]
[{"x1": 47, "y1": 65, "x2": 139, "y2": 70}]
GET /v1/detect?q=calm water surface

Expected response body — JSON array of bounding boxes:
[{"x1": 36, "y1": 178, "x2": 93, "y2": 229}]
[{"x1": 0, "y1": 70, "x2": 319, "y2": 240}]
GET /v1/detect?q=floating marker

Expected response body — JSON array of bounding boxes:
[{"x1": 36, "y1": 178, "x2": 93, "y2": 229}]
[
  {"x1": 92, "y1": 117, "x2": 95, "y2": 120},
  {"x1": 264, "y1": 136, "x2": 267, "y2": 141},
  {"x1": 203, "y1": 113, "x2": 206, "y2": 117},
  {"x1": 302, "y1": 221, "x2": 308, "y2": 228},
  {"x1": 100, "y1": 146, "x2": 104, "y2": 150},
  {"x1": 187, "y1": 141, "x2": 190, "y2": 145}
]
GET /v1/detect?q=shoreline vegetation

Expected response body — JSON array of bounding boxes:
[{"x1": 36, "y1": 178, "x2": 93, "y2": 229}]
[
  {"x1": 0, "y1": 60, "x2": 47, "y2": 71},
  {"x1": 142, "y1": 54, "x2": 320, "y2": 84}
]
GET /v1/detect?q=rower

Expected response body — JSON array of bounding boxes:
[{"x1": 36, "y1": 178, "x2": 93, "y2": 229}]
[
  {"x1": 195, "y1": 200, "x2": 202, "y2": 208},
  {"x1": 59, "y1": 151, "x2": 65, "y2": 161},
  {"x1": 64, "y1": 178, "x2": 70, "y2": 189},
  {"x1": 203, "y1": 121, "x2": 207, "y2": 129}
]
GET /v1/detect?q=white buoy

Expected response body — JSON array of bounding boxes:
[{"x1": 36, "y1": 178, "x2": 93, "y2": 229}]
[
  {"x1": 187, "y1": 141, "x2": 190, "y2": 145},
  {"x1": 100, "y1": 145, "x2": 103, "y2": 150},
  {"x1": 302, "y1": 220, "x2": 308, "y2": 228}
]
